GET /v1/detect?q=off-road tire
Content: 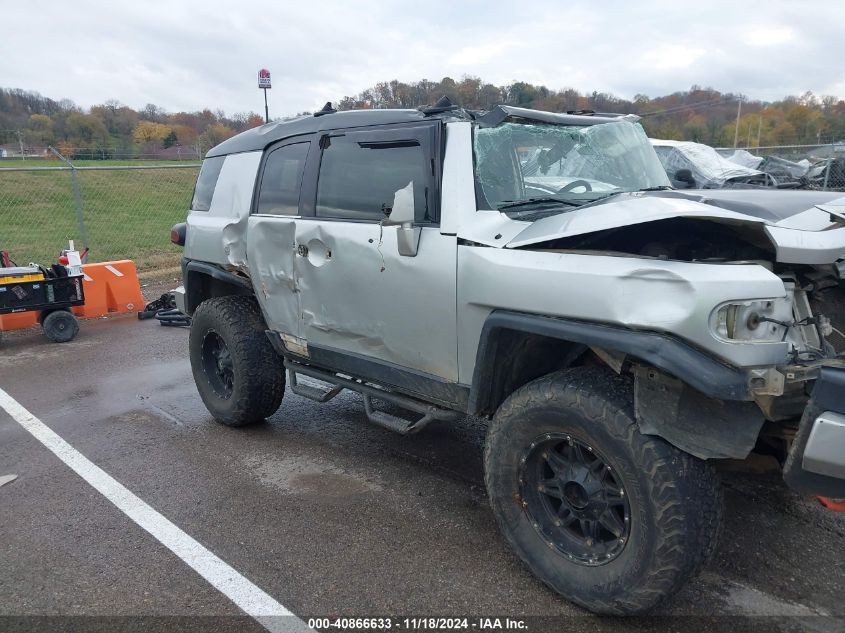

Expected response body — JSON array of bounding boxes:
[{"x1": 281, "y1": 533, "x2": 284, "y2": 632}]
[
  {"x1": 41, "y1": 309, "x2": 79, "y2": 343},
  {"x1": 485, "y1": 367, "x2": 722, "y2": 615},
  {"x1": 189, "y1": 295, "x2": 285, "y2": 426}
]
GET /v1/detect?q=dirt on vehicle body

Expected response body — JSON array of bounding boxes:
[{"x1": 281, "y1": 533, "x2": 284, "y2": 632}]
[{"x1": 171, "y1": 99, "x2": 845, "y2": 615}]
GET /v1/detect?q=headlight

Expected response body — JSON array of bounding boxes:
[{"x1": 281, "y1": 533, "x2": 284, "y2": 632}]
[{"x1": 711, "y1": 297, "x2": 792, "y2": 343}]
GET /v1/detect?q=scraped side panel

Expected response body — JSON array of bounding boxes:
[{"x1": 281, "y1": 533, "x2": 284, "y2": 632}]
[{"x1": 245, "y1": 216, "x2": 299, "y2": 336}]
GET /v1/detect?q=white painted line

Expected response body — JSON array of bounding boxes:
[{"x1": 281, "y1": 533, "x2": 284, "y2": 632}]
[
  {"x1": 0, "y1": 387, "x2": 312, "y2": 633},
  {"x1": 104, "y1": 264, "x2": 124, "y2": 277}
]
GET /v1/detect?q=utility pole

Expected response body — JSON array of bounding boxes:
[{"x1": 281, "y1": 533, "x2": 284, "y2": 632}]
[
  {"x1": 16, "y1": 130, "x2": 24, "y2": 161},
  {"x1": 756, "y1": 115, "x2": 763, "y2": 148},
  {"x1": 733, "y1": 97, "x2": 742, "y2": 148}
]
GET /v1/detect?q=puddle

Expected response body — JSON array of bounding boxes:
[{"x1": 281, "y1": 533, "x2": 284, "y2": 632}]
[{"x1": 242, "y1": 452, "x2": 382, "y2": 497}]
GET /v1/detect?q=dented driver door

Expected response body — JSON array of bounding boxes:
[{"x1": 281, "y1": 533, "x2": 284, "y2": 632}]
[
  {"x1": 246, "y1": 138, "x2": 314, "y2": 341},
  {"x1": 293, "y1": 123, "x2": 459, "y2": 383}
]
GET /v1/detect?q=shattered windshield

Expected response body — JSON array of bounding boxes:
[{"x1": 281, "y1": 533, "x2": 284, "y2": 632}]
[{"x1": 473, "y1": 119, "x2": 671, "y2": 218}]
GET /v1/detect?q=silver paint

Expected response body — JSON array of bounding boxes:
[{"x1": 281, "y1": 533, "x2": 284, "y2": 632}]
[
  {"x1": 293, "y1": 220, "x2": 459, "y2": 381},
  {"x1": 186, "y1": 120, "x2": 844, "y2": 406},
  {"x1": 455, "y1": 246, "x2": 789, "y2": 383},
  {"x1": 803, "y1": 411, "x2": 845, "y2": 479},
  {"x1": 184, "y1": 151, "x2": 262, "y2": 270},
  {"x1": 245, "y1": 215, "x2": 299, "y2": 335},
  {"x1": 504, "y1": 194, "x2": 765, "y2": 249}
]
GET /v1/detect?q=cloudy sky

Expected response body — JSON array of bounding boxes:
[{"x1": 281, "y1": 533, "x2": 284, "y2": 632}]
[{"x1": 3, "y1": 0, "x2": 844, "y2": 116}]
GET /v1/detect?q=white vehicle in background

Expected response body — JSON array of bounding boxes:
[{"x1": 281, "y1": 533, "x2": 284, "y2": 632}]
[{"x1": 651, "y1": 137, "x2": 774, "y2": 188}]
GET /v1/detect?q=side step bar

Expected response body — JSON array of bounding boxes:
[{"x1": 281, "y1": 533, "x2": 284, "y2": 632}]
[
  {"x1": 284, "y1": 360, "x2": 461, "y2": 435},
  {"x1": 288, "y1": 367, "x2": 344, "y2": 403}
]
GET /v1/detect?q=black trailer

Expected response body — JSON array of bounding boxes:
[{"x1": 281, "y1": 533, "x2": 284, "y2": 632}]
[{"x1": 0, "y1": 274, "x2": 85, "y2": 342}]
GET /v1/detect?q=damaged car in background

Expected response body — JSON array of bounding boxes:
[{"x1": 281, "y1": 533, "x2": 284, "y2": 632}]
[
  {"x1": 654, "y1": 138, "x2": 845, "y2": 190},
  {"x1": 171, "y1": 98, "x2": 845, "y2": 616},
  {"x1": 651, "y1": 138, "x2": 776, "y2": 188}
]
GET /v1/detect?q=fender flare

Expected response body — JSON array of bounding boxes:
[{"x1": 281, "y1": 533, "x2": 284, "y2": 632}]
[
  {"x1": 182, "y1": 259, "x2": 252, "y2": 315},
  {"x1": 468, "y1": 310, "x2": 752, "y2": 417}
]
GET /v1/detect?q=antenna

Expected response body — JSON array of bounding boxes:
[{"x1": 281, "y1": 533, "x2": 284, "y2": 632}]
[
  {"x1": 314, "y1": 102, "x2": 337, "y2": 117},
  {"x1": 420, "y1": 96, "x2": 459, "y2": 115}
]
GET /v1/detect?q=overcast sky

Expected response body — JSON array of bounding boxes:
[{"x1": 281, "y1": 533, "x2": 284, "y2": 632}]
[{"x1": 3, "y1": 0, "x2": 844, "y2": 117}]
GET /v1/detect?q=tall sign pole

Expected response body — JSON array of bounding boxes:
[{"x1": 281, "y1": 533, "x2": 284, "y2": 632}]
[
  {"x1": 258, "y1": 68, "x2": 272, "y2": 123},
  {"x1": 733, "y1": 95, "x2": 742, "y2": 148}
]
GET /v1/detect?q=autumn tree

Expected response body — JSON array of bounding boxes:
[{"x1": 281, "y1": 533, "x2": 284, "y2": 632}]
[
  {"x1": 133, "y1": 120, "x2": 171, "y2": 145},
  {"x1": 199, "y1": 123, "x2": 235, "y2": 149},
  {"x1": 64, "y1": 112, "x2": 109, "y2": 148},
  {"x1": 26, "y1": 113, "x2": 54, "y2": 144},
  {"x1": 3, "y1": 81, "x2": 845, "y2": 158},
  {"x1": 133, "y1": 120, "x2": 174, "y2": 156}
]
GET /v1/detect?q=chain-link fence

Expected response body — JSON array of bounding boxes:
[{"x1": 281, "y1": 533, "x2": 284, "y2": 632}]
[{"x1": 0, "y1": 162, "x2": 199, "y2": 274}]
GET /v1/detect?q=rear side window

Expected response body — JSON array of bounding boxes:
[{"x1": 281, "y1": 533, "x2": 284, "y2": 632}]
[
  {"x1": 256, "y1": 142, "x2": 310, "y2": 215},
  {"x1": 316, "y1": 139, "x2": 430, "y2": 222},
  {"x1": 191, "y1": 156, "x2": 225, "y2": 211}
]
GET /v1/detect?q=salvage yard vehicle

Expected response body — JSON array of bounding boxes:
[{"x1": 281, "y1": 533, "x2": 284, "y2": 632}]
[
  {"x1": 651, "y1": 138, "x2": 776, "y2": 188},
  {"x1": 172, "y1": 98, "x2": 845, "y2": 615}
]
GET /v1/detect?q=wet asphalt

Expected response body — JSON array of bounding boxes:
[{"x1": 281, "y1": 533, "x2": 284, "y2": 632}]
[{"x1": 0, "y1": 316, "x2": 844, "y2": 632}]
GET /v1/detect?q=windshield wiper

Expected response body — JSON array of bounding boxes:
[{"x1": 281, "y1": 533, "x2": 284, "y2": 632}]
[
  {"x1": 497, "y1": 196, "x2": 584, "y2": 211},
  {"x1": 638, "y1": 186, "x2": 673, "y2": 191}
]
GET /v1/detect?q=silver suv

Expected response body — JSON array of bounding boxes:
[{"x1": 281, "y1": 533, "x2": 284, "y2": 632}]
[{"x1": 173, "y1": 99, "x2": 845, "y2": 615}]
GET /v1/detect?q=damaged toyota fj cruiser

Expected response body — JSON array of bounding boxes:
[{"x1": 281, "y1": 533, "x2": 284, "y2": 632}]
[{"x1": 172, "y1": 98, "x2": 845, "y2": 615}]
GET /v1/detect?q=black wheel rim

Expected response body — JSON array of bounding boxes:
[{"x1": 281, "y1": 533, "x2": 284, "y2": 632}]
[
  {"x1": 520, "y1": 433, "x2": 631, "y2": 566},
  {"x1": 201, "y1": 331, "x2": 234, "y2": 399}
]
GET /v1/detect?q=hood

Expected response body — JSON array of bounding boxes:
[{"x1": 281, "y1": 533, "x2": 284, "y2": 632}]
[
  {"x1": 686, "y1": 189, "x2": 844, "y2": 222},
  {"x1": 504, "y1": 193, "x2": 766, "y2": 248},
  {"x1": 502, "y1": 191, "x2": 845, "y2": 265}
]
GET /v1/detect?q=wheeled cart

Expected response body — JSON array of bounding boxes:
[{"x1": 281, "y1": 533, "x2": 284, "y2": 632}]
[{"x1": 0, "y1": 269, "x2": 85, "y2": 342}]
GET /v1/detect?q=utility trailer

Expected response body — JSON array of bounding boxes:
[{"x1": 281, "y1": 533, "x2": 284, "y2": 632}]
[{"x1": 0, "y1": 267, "x2": 85, "y2": 342}]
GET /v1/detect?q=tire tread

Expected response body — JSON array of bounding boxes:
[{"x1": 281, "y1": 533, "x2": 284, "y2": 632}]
[
  {"x1": 190, "y1": 295, "x2": 284, "y2": 426},
  {"x1": 484, "y1": 367, "x2": 723, "y2": 615}
]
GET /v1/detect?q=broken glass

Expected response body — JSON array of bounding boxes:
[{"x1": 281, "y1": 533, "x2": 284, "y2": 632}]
[{"x1": 473, "y1": 119, "x2": 670, "y2": 210}]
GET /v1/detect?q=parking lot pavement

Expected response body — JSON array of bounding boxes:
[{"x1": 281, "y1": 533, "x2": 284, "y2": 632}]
[{"x1": 1, "y1": 316, "x2": 844, "y2": 632}]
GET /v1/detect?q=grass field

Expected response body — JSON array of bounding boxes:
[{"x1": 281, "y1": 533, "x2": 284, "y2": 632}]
[
  {"x1": 1, "y1": 159, "x2": 201, "y2": 169},
  {"x1": 0, "y1": 164, "x2": 200, "y2": 272}
]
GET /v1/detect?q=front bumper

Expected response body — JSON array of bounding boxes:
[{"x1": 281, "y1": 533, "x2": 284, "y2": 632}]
[{"x1": 784, "y1": 367, "x2": 845, "y2": 497}]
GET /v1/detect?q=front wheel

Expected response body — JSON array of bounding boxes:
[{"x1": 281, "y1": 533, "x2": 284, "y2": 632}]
[
  {"x1": 484, "y1": 368, "x2": 722, "y2": 615},
  {"x1": 189, "y1": 295, "x2": 285, "y2": 426}
]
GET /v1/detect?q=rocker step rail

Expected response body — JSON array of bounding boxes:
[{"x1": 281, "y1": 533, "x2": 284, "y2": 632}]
[{"x1": 284, "y1": 360, "x2": 461, "y2": 434}]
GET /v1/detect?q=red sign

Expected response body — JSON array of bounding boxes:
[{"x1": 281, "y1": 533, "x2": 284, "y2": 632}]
[{"x1": 258, "y1": 68, "x2": 271, "y2": 89}]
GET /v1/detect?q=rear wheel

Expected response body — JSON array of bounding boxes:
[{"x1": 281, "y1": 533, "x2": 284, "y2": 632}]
[
  {"x1": 189, "y1": 295, "x2": 285, "y2": 426},
  {"x1": 485, "y1": 368, "x2": 722, "y2": 615},
  {"x1": 41, "y1": 310, "x2": 79, "y2": 343}
]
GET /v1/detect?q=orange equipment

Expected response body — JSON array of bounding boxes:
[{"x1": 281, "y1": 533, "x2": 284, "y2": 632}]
[
  {"x1": 0, "y1": 260, "x2": 145, "y2": 335},
  {"x1": 71, "y1": 260, "x2": 145, "y2": 319}
]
